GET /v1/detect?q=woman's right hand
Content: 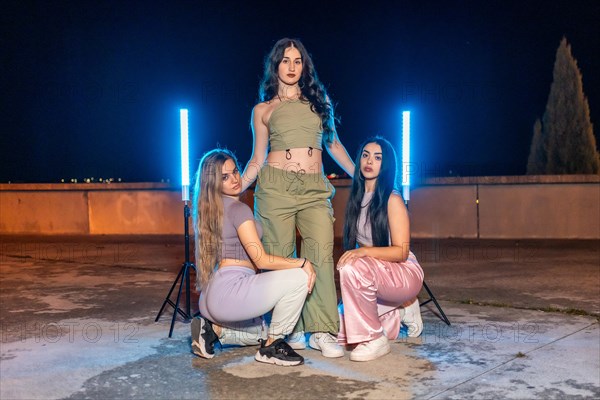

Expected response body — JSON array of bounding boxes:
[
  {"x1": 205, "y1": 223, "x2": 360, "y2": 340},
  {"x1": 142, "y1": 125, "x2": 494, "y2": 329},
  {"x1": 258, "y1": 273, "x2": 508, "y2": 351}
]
[{"x1": 301, "y1": 259, "x2": 316, "y2": 293}]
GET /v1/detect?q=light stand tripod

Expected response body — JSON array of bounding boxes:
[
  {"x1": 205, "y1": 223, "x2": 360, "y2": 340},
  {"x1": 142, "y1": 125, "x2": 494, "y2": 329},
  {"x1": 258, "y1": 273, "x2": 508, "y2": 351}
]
[
  {"x1": 401, "y1": 110, "x2": 450, "y2": 326},
  {"x1": 155, "y1": 108, "x2": 196, "y2": 337},
  {"x1": 405, "y1": 193, "x2": 450, "y2": 326},
  {"x1": 155, "y1": 202, "x2": 196, "y2": 337}
]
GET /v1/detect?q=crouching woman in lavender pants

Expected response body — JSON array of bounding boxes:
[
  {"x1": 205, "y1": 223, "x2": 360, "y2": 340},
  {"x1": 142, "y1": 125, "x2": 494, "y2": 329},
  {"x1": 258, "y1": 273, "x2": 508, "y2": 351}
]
[
  {"x1": 190, "y1": 149, "x2": 316, "y2": 366},
  {"x1": 337, "y1": 137, "x2": 424, "y2": 362}
]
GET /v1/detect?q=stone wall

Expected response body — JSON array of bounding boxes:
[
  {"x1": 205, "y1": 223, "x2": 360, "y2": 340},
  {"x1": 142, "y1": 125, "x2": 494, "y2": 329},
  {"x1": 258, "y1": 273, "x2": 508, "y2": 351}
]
[{"x1": 1, "y1": 176, "x2": 598, "y2": 238}]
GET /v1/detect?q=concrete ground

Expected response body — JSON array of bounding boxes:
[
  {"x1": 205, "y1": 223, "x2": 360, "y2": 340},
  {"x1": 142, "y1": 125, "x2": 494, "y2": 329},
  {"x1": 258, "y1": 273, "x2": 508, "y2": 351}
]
[{"x1": 0, "y1": 235, "x2": 598, "y2": 399}]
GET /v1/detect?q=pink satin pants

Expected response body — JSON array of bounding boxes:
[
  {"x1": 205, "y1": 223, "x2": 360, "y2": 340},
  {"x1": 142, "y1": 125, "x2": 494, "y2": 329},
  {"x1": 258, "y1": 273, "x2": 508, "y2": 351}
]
[{"x1": 338, "y1": 252, "x2": 424, "y2": 344}]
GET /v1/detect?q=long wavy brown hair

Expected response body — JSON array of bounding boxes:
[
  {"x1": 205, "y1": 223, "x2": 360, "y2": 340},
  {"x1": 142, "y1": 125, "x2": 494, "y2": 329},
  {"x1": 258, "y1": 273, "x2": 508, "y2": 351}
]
[
  {"x1": 192, "y1": 149, "x2": 238, "y2": 290},
  {"x1": 259, "y1": 37, "x2": 338, "y2": 145}
]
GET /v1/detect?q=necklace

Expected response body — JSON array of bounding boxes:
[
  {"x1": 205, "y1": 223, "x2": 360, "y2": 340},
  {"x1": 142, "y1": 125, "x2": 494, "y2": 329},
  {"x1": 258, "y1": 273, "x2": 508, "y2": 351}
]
[
  {"x1": 277, "y1": 93, "x2": 301, "y2": 102},
  {"x1": 277, "y1": 85, "x2": 301, "y2": 101}
]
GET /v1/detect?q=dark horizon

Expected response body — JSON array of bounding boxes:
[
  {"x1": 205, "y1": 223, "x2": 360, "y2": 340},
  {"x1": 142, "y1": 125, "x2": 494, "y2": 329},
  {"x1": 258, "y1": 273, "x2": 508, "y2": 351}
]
[{"x1": 2, "y1": 0, "x2": 599, "y2": 183}]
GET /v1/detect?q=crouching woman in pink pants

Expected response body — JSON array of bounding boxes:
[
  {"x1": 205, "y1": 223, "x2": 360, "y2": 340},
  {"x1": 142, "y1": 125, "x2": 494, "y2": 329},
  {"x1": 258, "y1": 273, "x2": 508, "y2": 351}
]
[{"x1": 337, "y1": 136, "x2": 424, "y2": 362}]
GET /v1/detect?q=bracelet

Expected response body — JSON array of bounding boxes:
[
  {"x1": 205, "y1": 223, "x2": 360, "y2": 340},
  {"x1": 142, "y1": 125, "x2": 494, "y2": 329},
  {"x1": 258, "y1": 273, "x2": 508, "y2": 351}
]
[{"x1": 301, "y1": 258, "x2": 307, "y2": 268}]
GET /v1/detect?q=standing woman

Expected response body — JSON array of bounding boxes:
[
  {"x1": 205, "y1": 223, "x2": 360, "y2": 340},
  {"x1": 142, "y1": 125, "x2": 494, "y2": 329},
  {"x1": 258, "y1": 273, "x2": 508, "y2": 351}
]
[
  {"x1": 241, "y1": 38, "x2": 355, "y2": 358},
  {"x1": 191, "y1": 149, "x2": 316, "y2": 366},
  {"x1": 337, "y1": 137, "x2": 424, "y2": 362}
]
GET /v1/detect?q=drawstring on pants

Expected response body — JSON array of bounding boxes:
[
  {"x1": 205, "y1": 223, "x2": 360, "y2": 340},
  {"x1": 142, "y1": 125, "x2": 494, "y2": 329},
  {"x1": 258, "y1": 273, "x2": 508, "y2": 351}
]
[{"x1": 286, "y1": 169, "x2": 306, "y2": 191}]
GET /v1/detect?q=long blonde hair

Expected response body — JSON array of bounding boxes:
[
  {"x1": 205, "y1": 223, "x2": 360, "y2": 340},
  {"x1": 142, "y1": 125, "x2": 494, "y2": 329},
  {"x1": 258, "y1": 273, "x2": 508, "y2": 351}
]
[{"x1": 192, "y1": 149, "x2": 238, "y2": 290}]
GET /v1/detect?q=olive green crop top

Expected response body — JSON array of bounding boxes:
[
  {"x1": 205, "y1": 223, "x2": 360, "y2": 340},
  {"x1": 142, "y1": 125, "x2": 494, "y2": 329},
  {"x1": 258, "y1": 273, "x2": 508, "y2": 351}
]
[{"x1": 268, "y1": 100, "x2": 323, "y2": 152}]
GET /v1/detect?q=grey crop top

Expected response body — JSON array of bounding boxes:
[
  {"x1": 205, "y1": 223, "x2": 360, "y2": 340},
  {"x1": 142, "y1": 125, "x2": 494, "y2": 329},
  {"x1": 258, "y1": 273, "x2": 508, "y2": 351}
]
[
  {"x1": 356, "y1": 191, "x2": 375, "y2": 246},
  {"x1": 268, "y1": 100, "x2": 323, "y2": 152},
  {"x1": 222, "y1": 196, "x2": 263, "y2": 262}
]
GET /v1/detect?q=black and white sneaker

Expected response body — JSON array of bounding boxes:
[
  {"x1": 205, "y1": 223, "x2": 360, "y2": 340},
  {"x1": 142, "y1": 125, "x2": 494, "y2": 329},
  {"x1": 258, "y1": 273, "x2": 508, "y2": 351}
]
[
  {"x1": 255, "y1": 338, "x2": 304, "y2": 366},
  {"x1": 191, "y1": 317, "x2": 220, "y2": 359}
]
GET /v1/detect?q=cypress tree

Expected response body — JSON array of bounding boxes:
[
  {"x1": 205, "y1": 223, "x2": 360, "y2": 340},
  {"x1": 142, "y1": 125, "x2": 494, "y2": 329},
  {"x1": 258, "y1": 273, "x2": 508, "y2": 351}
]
[
  {"x1": 541, "y1": 37, "x2": 599, "y2": 174},
  {"x1": 527, "y1": 119, "x2": 545, "y2": 174}
]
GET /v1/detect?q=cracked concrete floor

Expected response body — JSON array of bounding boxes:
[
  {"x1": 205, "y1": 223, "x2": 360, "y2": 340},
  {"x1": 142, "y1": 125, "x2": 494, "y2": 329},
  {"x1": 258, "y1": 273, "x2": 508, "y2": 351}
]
[{"x1": 1, "y1": 236, "x2": 598, "y2": 399}]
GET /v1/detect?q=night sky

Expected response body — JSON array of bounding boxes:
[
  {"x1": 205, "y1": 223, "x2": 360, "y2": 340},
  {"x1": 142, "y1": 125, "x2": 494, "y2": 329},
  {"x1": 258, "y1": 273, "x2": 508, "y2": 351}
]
[{"x1": 2, "y1": 0, "x2": 599, "y2": 183}]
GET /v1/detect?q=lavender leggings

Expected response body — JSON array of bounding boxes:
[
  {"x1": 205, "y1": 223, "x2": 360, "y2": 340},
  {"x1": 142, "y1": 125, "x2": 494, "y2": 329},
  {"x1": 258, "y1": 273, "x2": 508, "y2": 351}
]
[
  {"x1": 338, "y1": 252, "x2": 424, "y2": 344},
  {"x1": 199, "y1": 266, "x2": 308, "y2": 345}
]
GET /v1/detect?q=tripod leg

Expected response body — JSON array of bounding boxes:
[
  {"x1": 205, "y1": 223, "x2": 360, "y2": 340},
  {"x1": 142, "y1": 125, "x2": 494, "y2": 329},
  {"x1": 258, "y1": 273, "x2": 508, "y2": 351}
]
[
  {"x1": 169, "y1": 263, "x2": 191, "y2": 338},
  {"x1": 422, "y1": 281, "x2": 451, "y2": 326},
  {"x1": 156, "y1": 202, "x2": 197, "y2": 337},
  {"x1": 155, "y1": 265, "x2": 185, "y2": 322},
  {"x1": 185, "y1": 262, "x2": 191, "y2": 318}
]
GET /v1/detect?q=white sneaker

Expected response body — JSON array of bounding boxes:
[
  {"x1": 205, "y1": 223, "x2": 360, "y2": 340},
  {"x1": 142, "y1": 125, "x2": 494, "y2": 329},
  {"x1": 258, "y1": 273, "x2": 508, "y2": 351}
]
[
  {"x1": 402, "y1": 298, "x2": 423, "y2": 337},
  {"x1": 350, "y1": 335, "x2": 391, "y2": 362},
  {"x1": 287, "y1": 331, "x2": 307, "y2": 350},
  {"x1": 308, "y1": 332, "x2": 345, "y2": 358}
]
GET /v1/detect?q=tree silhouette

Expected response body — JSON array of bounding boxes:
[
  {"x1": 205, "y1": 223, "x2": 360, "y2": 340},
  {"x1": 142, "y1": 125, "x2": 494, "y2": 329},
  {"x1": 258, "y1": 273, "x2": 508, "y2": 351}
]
[
  {"x1": 527, "y1": 37, "x2": 599, "y2": 174},
  {"x1": 526, "y1": 119, "x2": 545, "y2": 174}
]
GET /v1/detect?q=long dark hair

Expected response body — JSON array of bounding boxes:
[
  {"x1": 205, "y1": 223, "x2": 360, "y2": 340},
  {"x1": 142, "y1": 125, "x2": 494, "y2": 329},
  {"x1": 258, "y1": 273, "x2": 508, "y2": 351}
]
[
  {"x1": 259, "y1": 37, "x2": 337, "y2": 145},
  {"x1": 343, "y1": 136, "x2": 399, "y2": 250}
]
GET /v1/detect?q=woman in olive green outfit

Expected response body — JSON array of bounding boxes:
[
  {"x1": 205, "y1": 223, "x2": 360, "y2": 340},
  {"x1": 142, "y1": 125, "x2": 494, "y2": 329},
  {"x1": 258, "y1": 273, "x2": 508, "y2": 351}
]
[{"x1": 241, "y1": 38, "x2": 355, "y2": 358}]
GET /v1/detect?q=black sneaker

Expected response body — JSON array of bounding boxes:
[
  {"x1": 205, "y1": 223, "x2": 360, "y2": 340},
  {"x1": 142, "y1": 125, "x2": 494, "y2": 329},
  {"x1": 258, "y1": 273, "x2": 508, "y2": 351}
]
[
  {"x1": 191, "y1": 317, "x2": 220, "y2": 359},
  {"x1": 255, "y1": 338, "x2": 304, "y2": 366}
]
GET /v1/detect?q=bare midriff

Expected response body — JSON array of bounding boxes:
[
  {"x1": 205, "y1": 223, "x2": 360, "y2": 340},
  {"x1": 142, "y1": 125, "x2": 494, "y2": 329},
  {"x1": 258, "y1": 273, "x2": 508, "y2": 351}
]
[
  {"x1": 266, "y1": 148, "x2": 324, "y2": 173},
  {"x1": 219, "y1": 258, "x2": 255, "y2": 271}
]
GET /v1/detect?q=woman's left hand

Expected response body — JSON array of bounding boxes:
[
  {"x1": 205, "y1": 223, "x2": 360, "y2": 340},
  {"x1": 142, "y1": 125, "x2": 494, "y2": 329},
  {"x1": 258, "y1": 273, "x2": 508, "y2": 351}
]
[{"x1": 337, "y1": 248, "x2": 369, "y2": 270}]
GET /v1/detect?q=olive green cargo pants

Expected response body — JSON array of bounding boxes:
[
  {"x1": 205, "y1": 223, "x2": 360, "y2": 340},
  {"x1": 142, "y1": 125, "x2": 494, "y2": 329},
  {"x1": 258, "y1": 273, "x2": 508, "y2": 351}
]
[{"x1": 254, "y1": 164, "x2": 339, "y2": 334}]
